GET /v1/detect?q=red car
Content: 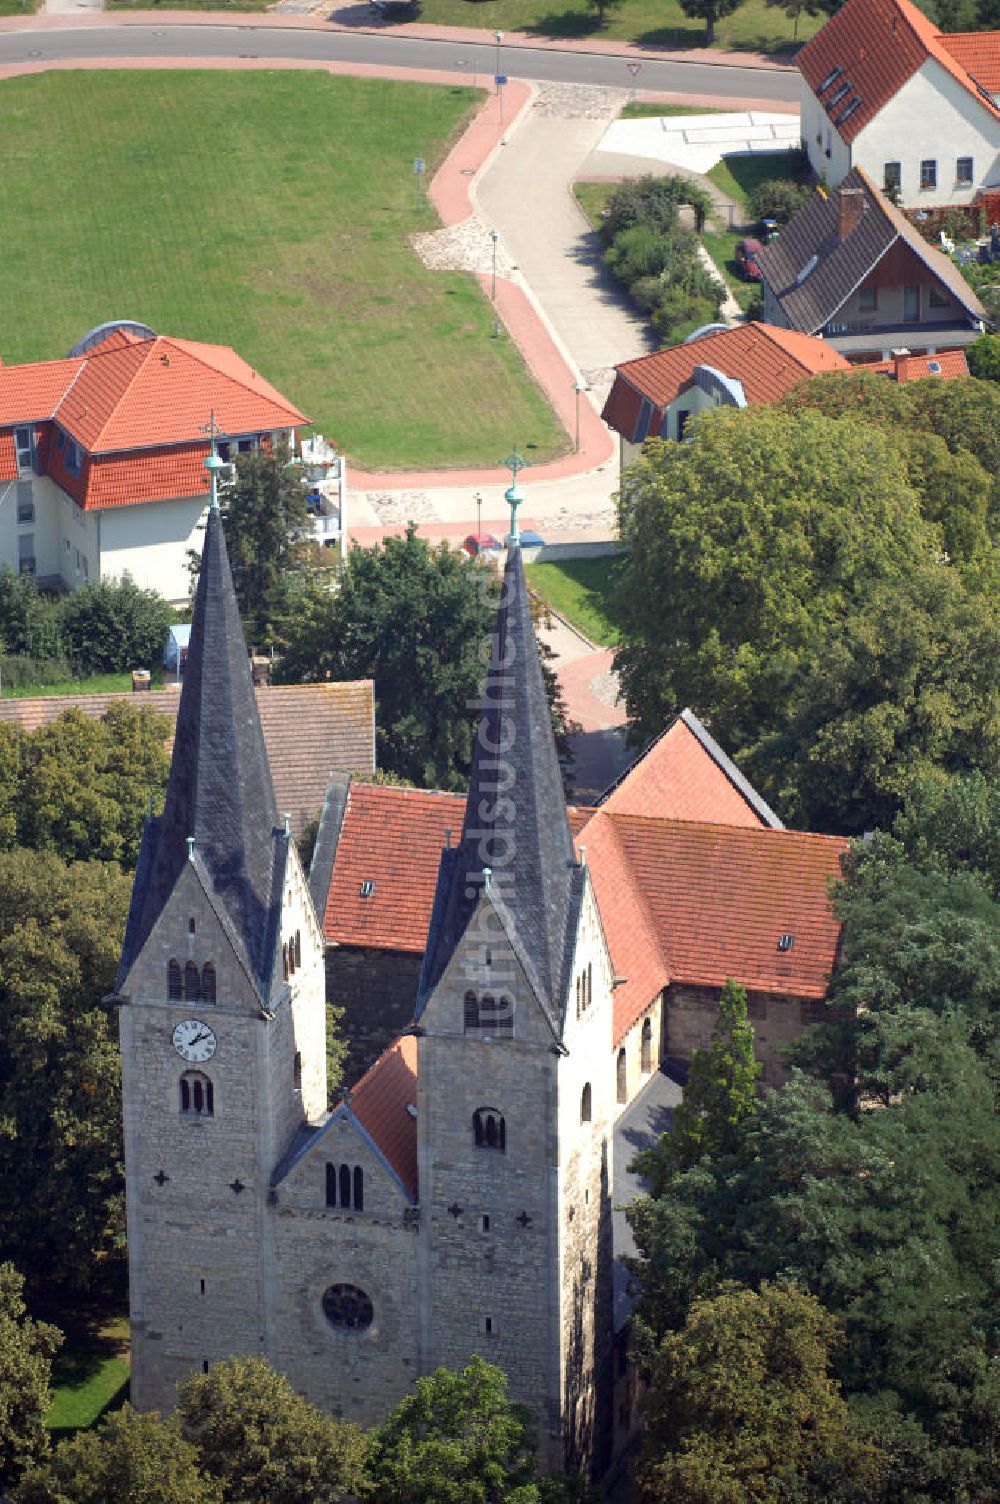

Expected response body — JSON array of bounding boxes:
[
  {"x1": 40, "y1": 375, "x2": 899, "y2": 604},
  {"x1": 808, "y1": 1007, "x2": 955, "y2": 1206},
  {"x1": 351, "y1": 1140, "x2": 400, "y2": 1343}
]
[
  {"x1": 462, "y1": 533, "x2": 502, "y2": 558},
  {"x1": 735, "y1": 237, "x2": 763, "y2": 281}
]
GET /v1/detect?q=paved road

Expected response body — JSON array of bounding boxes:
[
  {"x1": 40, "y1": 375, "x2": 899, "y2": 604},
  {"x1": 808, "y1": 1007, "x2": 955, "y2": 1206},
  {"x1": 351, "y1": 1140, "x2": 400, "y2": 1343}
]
[{"x1": 0, "y1": 23, "x2": 800, "y2": 102}]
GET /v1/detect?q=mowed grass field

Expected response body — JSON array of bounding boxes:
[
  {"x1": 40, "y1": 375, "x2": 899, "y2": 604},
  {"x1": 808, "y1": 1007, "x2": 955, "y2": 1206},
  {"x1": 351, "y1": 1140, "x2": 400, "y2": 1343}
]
[{"x1": 0, "y1": 71, "x2": 567, "y2": 471}]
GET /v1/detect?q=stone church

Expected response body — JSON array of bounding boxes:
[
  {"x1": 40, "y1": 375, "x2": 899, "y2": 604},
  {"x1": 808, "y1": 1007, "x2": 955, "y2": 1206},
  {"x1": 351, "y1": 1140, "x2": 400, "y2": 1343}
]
[{"x1": 115, "y1": 478, "x2": 846, "y2": 1476}]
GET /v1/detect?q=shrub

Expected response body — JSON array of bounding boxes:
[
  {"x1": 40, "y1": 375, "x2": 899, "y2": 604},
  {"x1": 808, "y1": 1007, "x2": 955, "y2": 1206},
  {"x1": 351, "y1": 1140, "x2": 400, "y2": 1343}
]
[
  {"x1": 967, "y1": 333, "x2": 1000, "y2": 383},
  {"x1": 0, "y1": 570, "x2": 64, "y2": 662},
  {"x1": 605, "y1": 224, "x2": 674, "y2": 285},
  {"x1": 747, "y1": 176, "x2": 812, "y2": 225},
  {"x1": 60, "y1": 576, "x2": 173, "y2": 675},
  {"x1": 0, "y1": 655, "x2": 73, "y2": 690}
]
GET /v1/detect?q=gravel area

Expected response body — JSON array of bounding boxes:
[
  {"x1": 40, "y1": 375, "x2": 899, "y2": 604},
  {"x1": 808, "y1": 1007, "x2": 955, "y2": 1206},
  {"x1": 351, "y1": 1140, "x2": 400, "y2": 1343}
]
[
  {"x1": 365, "y1": 490, "x2": 437, "y2": 522},
  {"x1": 411, "y1": 218, "x2": 516, "y2": 276},
  {"x1": 531, "y1": 83, "x2": 628, "y2": 119},
  {"x1": 588, "y1": 667, "x2": 623, "y2": 710}
]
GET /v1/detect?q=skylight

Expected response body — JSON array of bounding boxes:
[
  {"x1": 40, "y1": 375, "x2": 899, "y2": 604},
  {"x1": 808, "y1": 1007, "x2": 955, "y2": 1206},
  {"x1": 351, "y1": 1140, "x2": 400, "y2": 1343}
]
[
  {"x1": 836, "y1": 97, "x2": 863, "y2": 126},
  {"x1": 928, "y1": 360, "x2": 942, "y2": 373},
  {"x1": 796, "y1": 253, "x2": 819, "y2": 286},
  {"x1": 828, "y1": 81, "x2": 852, "y2": 108},
  {"x1": 818, "y1": 66, "x2": 842, "y2": 92}
]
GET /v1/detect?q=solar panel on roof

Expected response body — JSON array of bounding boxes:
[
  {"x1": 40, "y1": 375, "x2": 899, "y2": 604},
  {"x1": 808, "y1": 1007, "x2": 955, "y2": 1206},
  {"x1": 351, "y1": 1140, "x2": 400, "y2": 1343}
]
[
  {"x1": 835, "y1": 97, "x2": 863, "y2": 126},
  {"x1": 818, "y1": 66, "x2": 842, "y2": 92}
]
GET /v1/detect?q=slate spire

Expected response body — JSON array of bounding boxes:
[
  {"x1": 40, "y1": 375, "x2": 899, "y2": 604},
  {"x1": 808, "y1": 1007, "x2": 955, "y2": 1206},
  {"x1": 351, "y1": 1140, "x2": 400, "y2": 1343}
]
[
  {"x1": 418, "y1": 533, "x2": 581, "y2": 1027},
  {"x1": 117, "y1": 503, "x2": 281, "y2": 990}
]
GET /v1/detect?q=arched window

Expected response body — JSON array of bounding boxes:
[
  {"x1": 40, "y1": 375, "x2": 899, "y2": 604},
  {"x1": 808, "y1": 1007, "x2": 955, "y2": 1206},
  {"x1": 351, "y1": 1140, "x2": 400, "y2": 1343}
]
[
  {"x1": 617, "y1": 1048, "x2": 627, "y2": 1104},
  {"x1": 339, "y1": 1164, "x2": 351, "y2": 1208},
  {"x1": 473, "y1": 1108, "x2": 506, "y2": 1153},
  {"x1": 293, "y1": 1051, "x2": 302, "y2": 1091},
  {"x1": 294, "y1": 930, "x2": 302, "y2": 969},
  {"x1": 641, "y1": 1016, "x2": 653, "y2": 1073},
  {"x1": 353, "y1": 1166, "x2": 364, "y2": 1212},
  {"x1": 184, "y1": 961, "x2": 201, "y2": 1001},
  {"x1": 180, "y1": 1070, "x2": 214, "y2": 1118},
  {"x1": 496, "y1": 995, "x2": 514, "y2": 1038},
  {"x1": 201, "y1": 963, "x2": 216, "y2": 1003},
  {"x1": 581, "y1": 1082, "x2": 592, "y2": 1123},
  {"x1": 168, "y1": 959, "x2": 182, "y2": 999},
  {"x1": 321, "y1": 1284, "x2": 373, "y2": 1331},
  {"x1": 464, "y1": 991, "x2": 479, "y2": 1032},
  {"x1": 282, "y1": 944, "x2": 289, "y2": 981},
  {"x1": 325, "y1": 1162, "x2": 337, "y2": 1207},
  {"x1": 586, "y1": 962, "x2": 593, "y2": 1007}
]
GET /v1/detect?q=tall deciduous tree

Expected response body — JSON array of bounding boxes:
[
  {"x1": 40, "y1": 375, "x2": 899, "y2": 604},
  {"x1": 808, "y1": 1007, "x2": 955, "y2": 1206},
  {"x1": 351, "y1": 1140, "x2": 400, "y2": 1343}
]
[
  {"x1": 0, "y1": 850, "x2": 132, "y2": 1304},
  {"x1": 368, "y1": 1355, "x2": 542, "y2": 1504},
  {"x1": 176, "y1": 1356, "x2": 369, "y2": 1504},
  {"x1": 637, "y1": 1283, "x2": 885, "y2": 1504},
  {"x1": 632, "y1": 980, "x2": 759, "y2": 1197},
  {"x1": 60, "y1": 575, "x2": 174, "y2": 676},
  {"x1": 276, "y1": 526, "x2": 494, "y2": 790},
  {"x1": 0, "y1": 1263, "x2": 60, "y2": 1492},
  {"x1": 676, "y1": 0, "x2": 747, "y2": 45},
  {"x1": 206, "y1": 441, "x2": 313, "y2": 649},
  {"x1": 20, "y1": 1405, "x2": 218, "y2": 1504}
]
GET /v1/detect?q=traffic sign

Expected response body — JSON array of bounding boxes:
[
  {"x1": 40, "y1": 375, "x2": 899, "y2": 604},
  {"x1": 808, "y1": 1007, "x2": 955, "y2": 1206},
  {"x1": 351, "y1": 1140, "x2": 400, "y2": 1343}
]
[
  {"x1": 626, "y1": 61, "x2": 642, "y2": 76},
  {"x1": 413, "y1": 157, "x2": 426, "y2": 175},
  {"x1": 495, "y1": 74, "x2": 508, "y2": 86}
]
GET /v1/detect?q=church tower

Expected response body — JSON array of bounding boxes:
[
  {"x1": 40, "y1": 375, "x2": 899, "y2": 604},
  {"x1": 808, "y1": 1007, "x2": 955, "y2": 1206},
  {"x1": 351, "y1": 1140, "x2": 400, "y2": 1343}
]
[
  {"x1": 414, "y1": 488, "x2": 615, "y2": 1474},
  {"x1": 114, "y1": 468, "x2": 327, "y2": 1412}
]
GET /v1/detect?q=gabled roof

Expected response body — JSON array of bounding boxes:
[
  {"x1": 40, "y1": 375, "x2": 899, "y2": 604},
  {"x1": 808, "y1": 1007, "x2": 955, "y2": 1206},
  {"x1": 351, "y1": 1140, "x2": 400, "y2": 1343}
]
[
  {"x1": 940, "y1": 31, "x2": 1000, "y2": 93},
  {"x1": 869, "y1": 348, "x2": 969, "y2": 381},
  {"x1": 798, "y1": 0, "x2": 1000, "y2": 143},
  {"x1": 0, "y1": 330, "x2": 306, "y2": 453},
  {"x1": 117, "y1": 506, "x2": 282, "y2": 994},
  {"x1": 602, "y1": 323, "x2": 850, "y2": 441},
  {"x1": 755, "y1": 169, "x2": 986, "y2": 334},
  {"x1": 416, "y1": 546, "x2": 582, "y2": 1030},
  {"x1": 0, "y1": 682, "x2": 374, "y2": 838},
  {"x1": 350, "y1": 1034, "x2": 419, "y2": 1200},
  {"x1": 605, "y1": 815, "x2": 847, "y2": 1003},
  {"x1": 599, "y1": 709, "x2": 784, "y2": 829}
]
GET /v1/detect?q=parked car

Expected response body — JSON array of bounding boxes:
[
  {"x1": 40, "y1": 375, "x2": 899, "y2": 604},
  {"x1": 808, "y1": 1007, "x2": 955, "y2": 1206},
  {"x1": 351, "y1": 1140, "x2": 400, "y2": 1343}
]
[
  {"x1": 518, "y1": 530, "x2": 545, "y2": 547},
  {"x1": 735, "y1": 237, "x2": 764, "y2": 281},
  {"x1": 462, "y1": 533, "x2": 502, "y2": 558}
]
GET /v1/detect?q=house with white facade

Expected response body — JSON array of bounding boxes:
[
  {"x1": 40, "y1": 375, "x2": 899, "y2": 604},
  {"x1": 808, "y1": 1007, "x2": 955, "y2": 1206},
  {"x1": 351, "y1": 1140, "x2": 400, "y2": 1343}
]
[
  {"x1": 0, "y1": 323, "x2": 308, "y2": 603},
  {"x1": 799, "y1": 0, "x2": 1000, "y2": 212}
]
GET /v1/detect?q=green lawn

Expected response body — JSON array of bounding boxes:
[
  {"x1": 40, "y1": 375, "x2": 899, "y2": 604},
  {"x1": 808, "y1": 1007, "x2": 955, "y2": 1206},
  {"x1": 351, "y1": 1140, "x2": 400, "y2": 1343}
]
[
  {"x1": 707, "y1": 148, "x2": 811, "y2": 218},
  {"x1": 0, "y1": 71, "x2": 566, "y2": 472},
  {"x1": 702, "y1": 227, "x2": 760, "y2": 313},
  {"x1": 573, "y1": 180, "x2": 615, "y2": 232},
  {"x1": 526, "y1": 557, "x2": 622, "y2": 646},
  {"x1": 620, "y1": 102, "x2": 728, "y2": 119},
  {"x1": 47, "y1": 1317, "x2": 130, "y2": 1439},
  {"x1": 106, "y1": 0, "x2": 819, "y2": 51},
  {"x1": 0, "y1": 670, "x2": 167, "y2": 699},
  {"x1": 0, "y1": 0, "x2": 40, "y2": 12}
]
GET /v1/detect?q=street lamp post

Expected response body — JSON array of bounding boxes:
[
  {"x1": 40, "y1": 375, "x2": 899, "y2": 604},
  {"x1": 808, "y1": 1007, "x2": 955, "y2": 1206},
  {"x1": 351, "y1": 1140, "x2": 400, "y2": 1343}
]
[
  {"x1": 475, "y1": 490, "x2": 483, "y2": 538},
  {"x1": 573, "y1": 380, "x2": 586, "y2": 452},
  {"x1": 494, "y1": 31, "x2": 503, "y2": 91},
  {"x1": 490, "y1": 229, "x2": 499, "y2": 302}
]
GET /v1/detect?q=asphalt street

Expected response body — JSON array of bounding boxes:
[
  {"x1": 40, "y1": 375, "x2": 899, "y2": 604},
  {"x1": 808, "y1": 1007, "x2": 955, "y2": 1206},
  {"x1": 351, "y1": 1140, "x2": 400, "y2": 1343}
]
[{"x1": 0, "y1": 23, "x2": 800, "y2": 102}]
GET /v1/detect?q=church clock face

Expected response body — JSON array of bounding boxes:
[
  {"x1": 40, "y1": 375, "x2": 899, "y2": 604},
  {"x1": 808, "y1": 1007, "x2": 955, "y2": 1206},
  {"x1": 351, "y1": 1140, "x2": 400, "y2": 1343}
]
[{"x1": 172, "y1": 1019, "x2": 217, "y2": 1063}]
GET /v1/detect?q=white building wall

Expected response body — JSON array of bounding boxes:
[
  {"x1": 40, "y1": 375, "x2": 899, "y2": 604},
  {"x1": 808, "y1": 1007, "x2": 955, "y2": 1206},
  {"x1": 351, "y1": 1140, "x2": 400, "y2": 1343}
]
[
  {"x1": 852, "y1": 61, "x2": 1000, "y2": 207},
  {"x1": 98, "y1": 495, "x2": 209, "y2": 604},
  {"x1": 801, "y1": 80, "x2": 852, "y2": 185},
  {"x1": 57, "y1": 486, "x2": 99, "y2": 591}
]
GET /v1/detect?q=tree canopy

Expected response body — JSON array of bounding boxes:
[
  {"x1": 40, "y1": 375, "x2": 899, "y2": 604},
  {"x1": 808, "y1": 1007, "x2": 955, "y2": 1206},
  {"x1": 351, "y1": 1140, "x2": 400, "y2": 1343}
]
[
  {"x1": 20, "y1": 1405, "x2": 219, "y2": 1504},
  {"x1": 367, "y1": 1356, "x2": 543, "y2": 1504},
  {"x1": 637, "y1": 1283, "x2": 885, "y2": 1504},
  {"x1": 0, "y1": 849, "x2": 131, "y2": 1304},
  {"x1": 176, "y1": 1356, "x2": 369, "y2": 1504},
  {"x1": 0, "y1": 1263, "x2": 60, "y2": 1492},
  {"x1": 276, "y1": 526, "x2": 495, "y2": 790},
  {"x1": 614, "y1": 402, "x2": 1000, "y2": 833}
]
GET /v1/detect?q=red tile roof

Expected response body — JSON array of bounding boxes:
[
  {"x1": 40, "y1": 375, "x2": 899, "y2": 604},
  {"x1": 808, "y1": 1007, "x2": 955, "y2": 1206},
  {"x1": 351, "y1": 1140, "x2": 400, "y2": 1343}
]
[
  {"x1": 0, "y1": 683, "x2": 374, "y2": 836},
  {"x1": 0, "y1": 328, "x2": 308, "y2": 508},
  {"x1": 940, "y1": 30, "x2": 1000, "y2": 92},
  {"x1": 600, "y1": 715, "x2": 774, "y2": 828},
  {"x1": 602, "y1": 323, "x2": 850, "y2": 442},
  {"x1": 350, "y1": 1034, "x2": 418, "y2": 1198},
  {"x1": 869, "y1": 348, "x2": 969, "y2": 381},
  {"x1": 798, "y1": 0, "x2": 1000, "y2": 144},
  {"x1": 607, "y1": 815, "x2": 846, "y2": 1001}
]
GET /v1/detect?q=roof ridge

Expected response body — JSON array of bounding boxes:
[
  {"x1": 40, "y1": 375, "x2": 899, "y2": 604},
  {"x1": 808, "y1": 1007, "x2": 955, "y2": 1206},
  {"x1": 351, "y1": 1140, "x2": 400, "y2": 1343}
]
[
  {"x1": 50, "y1": 357, "x2": 89, "y2": 425},
  {"x1": 605, "y1": 810, "x2": 850, "y2": 845},
  {"x1": 164, "y1": 335, "x2": 303, "y2": 419},
  {"x1": 85, "y1": 339, "x2": 159, "y2": 453}
]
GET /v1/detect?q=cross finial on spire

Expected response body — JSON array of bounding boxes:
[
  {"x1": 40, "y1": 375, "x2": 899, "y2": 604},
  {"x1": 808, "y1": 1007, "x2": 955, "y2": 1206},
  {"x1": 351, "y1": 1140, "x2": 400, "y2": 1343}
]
[
  {"x1": 499, "y1": 447, "x2": 530, "y2": 547},
  {"x1": 201, "y1": 410, "x2": 227, "y2": 512}
]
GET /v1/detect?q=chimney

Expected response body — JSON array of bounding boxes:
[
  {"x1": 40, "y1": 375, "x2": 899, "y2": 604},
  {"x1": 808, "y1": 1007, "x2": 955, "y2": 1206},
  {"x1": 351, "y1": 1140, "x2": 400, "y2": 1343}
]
[{"x1": 838, "y1": 186, "x2": 865, "y2": 241}]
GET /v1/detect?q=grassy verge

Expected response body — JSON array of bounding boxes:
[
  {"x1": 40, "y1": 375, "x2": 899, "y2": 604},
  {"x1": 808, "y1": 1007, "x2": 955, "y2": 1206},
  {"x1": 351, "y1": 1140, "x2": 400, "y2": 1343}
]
[
  {"x1": 620, "y1": 102, "x2": 728, "y2": 119},
  {"x1": 47, "y1": 1317, "x2": 130, "y2": 1439},
  {"x1": 526, "y1": 557, "x2": 622, "y2": 647},
  {"x1": 415, "y1": 0, "x2": 819, "y2": 52},
  {"x1": 573, "y1": 180, "x2": 615, "y2": 231},
  {"x1": 707, "y1": 148, "x2": 810, "y2": 219},
  {"x1": 0, "y1": 671, "x2": 168, "y2": 700},
  {"x1": 702, "y1": 227, "x2": 760, "y2": 313},
  {"x1": 0, "y1": 71, "x2": 567, "y2": 472}
]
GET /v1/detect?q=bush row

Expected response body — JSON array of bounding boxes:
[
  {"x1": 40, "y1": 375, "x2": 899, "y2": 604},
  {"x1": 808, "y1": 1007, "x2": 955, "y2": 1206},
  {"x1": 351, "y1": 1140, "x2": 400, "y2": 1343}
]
[
  {"x1": 0, "y1": 569, "x2": 175, "y2": 681},
  {"x1": 599, "y1": 175, "x2": 724, "y2": 343}
]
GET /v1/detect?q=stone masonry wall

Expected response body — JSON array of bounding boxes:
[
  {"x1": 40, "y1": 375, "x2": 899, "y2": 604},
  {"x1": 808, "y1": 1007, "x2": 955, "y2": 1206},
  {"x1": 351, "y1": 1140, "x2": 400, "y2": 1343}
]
[
  {"x1": 666, "y1": 982, "x2": 826, "y2": 1087},
  {"x1": 325, "y1": 945, "x2": 421, "y2": 1087}
]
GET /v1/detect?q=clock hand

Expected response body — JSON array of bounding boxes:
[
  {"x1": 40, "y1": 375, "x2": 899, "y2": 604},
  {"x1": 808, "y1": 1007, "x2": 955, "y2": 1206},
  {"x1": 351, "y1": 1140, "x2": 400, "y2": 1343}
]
[{"x1": 189, "y1": 1031, "x2": 210, "y2": 1047}]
